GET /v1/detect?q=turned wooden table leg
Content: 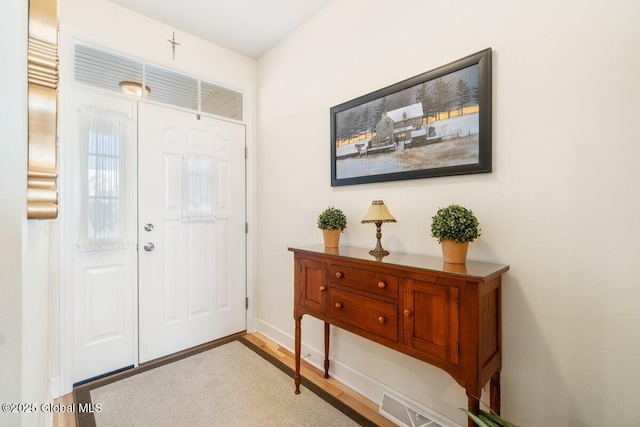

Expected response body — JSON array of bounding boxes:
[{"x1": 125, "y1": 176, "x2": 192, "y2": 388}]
[
  {"x1": 294, "y1": 316, "x2": 302, "y2": 394},
  {"x1": 324, "y1": 322, "x2": 330, "y2": 378},
  {"x1": 490, "y1": 371, "x2": 501, "y2": 415}
]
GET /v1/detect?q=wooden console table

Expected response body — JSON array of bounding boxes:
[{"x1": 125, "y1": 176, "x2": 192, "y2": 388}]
[{"x1": 290, "y1": 245, "x2": 509, "y2": 426}]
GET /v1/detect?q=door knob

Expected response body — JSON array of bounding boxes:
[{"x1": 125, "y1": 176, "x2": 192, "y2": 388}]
[
  {"x1": 144, "y1": 223, "x2": 154, "y2": 232},
  {"x1": 143, "y1": 242, "x2": 155, "y2": 252}
]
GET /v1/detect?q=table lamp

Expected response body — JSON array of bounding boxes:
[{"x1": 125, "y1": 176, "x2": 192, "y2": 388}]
[{"x1": 361, "y1": 200, "x2": 396, "y2": 256}]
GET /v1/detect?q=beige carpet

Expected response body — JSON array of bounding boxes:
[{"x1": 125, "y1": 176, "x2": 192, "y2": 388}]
[{"x1": 76, "y1": 337, "x2": 375, "y2": 426}]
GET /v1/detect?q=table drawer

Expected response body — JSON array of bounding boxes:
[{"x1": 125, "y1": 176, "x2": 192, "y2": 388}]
[
  {"x1": 329, "y1": 288, "x2": 398, "y2": 342},
  {"x1": 329, "y1": 264, "x2": 398, "y2": 299}
]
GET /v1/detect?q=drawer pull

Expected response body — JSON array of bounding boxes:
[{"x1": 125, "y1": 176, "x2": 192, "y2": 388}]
[
  {"x1": 378, "y1": 316, "x2": 386, "y2": 324},
  {"x1": 403, "y1": 309, "x2": 411, "y2": 318},
  {"x1": 377, "y1": 281, "x2": 386, "y2": 289},
  {"x1": 319, "y1": 285, "x2": 326, "y2": 292},
  {"x1": 335, "y1": 302, "x2": 343, "y2": 309},
  {"x1": 335, "y1": 272, "x2": 343, "y2": 279}
]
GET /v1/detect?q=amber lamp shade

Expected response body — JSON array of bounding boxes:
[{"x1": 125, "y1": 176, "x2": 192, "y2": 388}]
[{"x1": 361, "y1": 200, "x2": 396, "y2": 256}]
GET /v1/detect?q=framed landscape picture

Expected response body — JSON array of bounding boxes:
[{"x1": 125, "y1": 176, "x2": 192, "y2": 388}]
[{"x1": 330, "y1": 48, "x2": 492, "y2": 186}]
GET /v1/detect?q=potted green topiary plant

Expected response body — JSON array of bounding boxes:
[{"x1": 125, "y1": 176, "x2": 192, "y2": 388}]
[
  {"x1": 317, "y1": 206, "x2": 347, "y2": 248},
  {"x1": 430, "y1": 204, "x2": 481, "y2": 264}
]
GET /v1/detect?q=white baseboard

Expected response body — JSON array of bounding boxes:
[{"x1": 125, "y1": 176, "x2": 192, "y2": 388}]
[
  {"x1": 49, "y1": 376, "x2": 61, "y2": 399},
  {"x1": 254, "y1": 319, "x2": 460, "y2": 427},
  {"x1": 254, "y1": 319, "x2": 386, "y2": 406},
  {"x1": 43, "y1": 376, "x2": 61, "y2": 427}
]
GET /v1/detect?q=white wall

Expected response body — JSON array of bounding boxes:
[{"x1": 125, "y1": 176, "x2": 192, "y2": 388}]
[
  {"x1": 256, "y1": 0, "x2": 640, "y2": 425},
  {"x1": 0, "y1": 1, "x2": 27, "y2": 426},
  {"x1": 0, "y1": 2, "x2": 52, "y2": 427},
  {"x1": 22, "y1": 222, "x2": 52, "y2": 427}
]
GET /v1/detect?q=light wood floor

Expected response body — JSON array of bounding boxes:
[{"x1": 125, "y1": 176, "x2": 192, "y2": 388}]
[{"x1": 54, "y1": 332, "x2": 396, "y2": 427}]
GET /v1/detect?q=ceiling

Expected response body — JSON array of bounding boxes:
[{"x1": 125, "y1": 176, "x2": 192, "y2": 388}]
[{"x1": 107, "y1": 0, "x2": 334, "y2": 59}]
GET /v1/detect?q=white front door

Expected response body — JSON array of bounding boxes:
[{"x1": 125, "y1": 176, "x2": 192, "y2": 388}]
[
  {"x1": 138, "y1": 102, "x2": 246, "y2": 363},
  {"x1": 70, "y1": 90, "x2": 137, "y2": 384}
]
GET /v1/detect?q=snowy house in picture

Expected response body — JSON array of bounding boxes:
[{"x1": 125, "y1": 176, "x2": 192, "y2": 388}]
[
  {"x1": 386, "y1": 102, "x2": 424, "y2": 147},
  {"x1": 370, "y1": 103, "x2": 424, "y2": 151},
  {"x1": 373, "y1": 112, "x2": 395, "y2": 148}
]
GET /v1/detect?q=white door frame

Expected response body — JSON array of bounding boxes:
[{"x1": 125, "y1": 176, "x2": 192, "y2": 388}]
[{"x1": 57, "y1": 34, "x2": 257, "y2": 397}]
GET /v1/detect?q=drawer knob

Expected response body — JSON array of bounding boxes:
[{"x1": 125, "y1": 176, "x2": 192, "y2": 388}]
[
  {"x1": 378, "y1": 316, "x2": 386, "y2": 324},
  {"x1": 319, "y1": 285, "x2": 326, "y2": 292},
  {"x1": 335, "y1": 272, "x2": 343, "y2": 279},
  {"x1": 335, "y1": 302, "x2": 343, "y2": 309},
  {"x1": 403, "y1": 309, "x2": 411, "y2": 318},
  {"x1": 377, "y1": 281, "x2": 386, "y2": 289}
]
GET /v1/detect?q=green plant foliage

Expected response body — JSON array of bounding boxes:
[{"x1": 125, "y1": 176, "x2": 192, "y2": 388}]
[
  {"x1": 317, "y1": 206, "x2": 347, "y2": 231},
  {"x1": 460, "y1": 409, "x2": 518, "y2": 427},
  {"x1": 430, "y1": 204, "x2": 481, "y2": 243},
  {"x1": 460, "y1": 396, "x2": 517, "y2": 427}
]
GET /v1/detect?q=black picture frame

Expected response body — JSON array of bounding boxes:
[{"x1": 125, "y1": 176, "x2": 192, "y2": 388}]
[{"x1": 330, "y1": 48, "x2": 492, "y2": 187}]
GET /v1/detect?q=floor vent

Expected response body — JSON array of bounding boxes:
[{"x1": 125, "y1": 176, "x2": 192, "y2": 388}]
[{"x1": 379, "y1": 391, "x2": 458, "y2": 427}]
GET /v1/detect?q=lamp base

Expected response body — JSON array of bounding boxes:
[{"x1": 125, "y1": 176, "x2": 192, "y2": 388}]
[
  {"x1": 368, "y1": 220, "x2": 390, "y2": 257},
  {"x1": 369, "y1": 248, "x2": 389, "y2": 256},
  {"x1": 369, "y1": 228, "x2": 389, "y2": 256}
]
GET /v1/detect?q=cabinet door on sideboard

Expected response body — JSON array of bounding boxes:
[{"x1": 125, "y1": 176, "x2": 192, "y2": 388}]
[
  {"x1": 404, "y1": 279, "x2": 460, "y2": 365},
  {"x1": 298, "y1": 257, "x2": 328, "y2": 315}
]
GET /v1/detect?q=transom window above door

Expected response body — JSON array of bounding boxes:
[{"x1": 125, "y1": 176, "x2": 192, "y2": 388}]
[{"x1": 74, "y1": 43, "x2": 243, "y2": 121}]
